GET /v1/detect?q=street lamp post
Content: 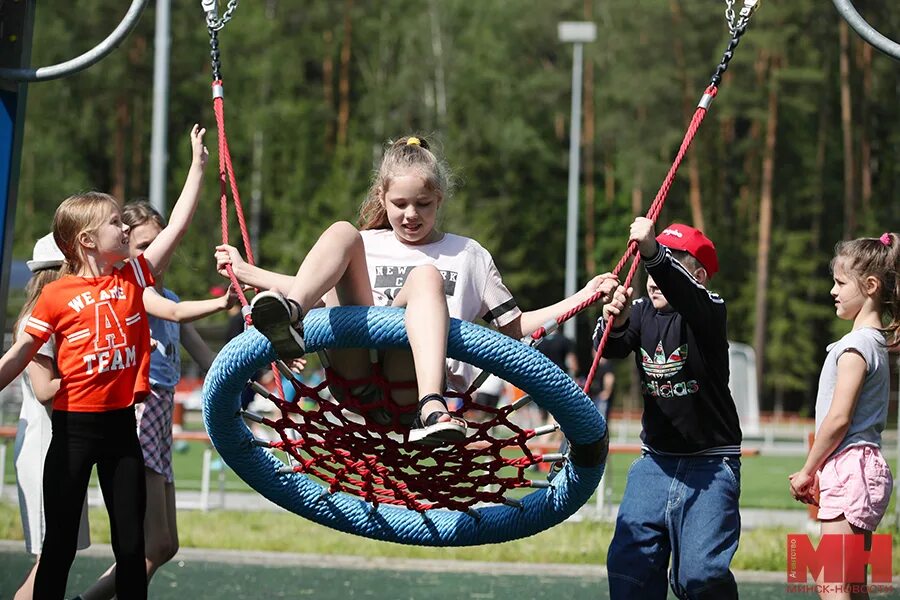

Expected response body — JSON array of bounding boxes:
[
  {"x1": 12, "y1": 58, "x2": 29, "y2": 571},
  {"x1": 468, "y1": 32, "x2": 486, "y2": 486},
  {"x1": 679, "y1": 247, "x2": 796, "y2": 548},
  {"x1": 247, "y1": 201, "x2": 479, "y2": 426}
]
[
  {"x1": 149, "y1": 0, "x2": 171, "y2": 214},
  {"x1": 558, "y1": 22, "x2": 596, "y2": 344}
]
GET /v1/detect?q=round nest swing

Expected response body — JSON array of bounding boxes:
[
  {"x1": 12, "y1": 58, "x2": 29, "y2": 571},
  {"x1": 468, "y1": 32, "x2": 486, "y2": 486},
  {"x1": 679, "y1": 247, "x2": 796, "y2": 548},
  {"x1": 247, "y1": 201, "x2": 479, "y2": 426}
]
[{"x1": 203, "y1": 306, "x2": 608, "y2": 546}]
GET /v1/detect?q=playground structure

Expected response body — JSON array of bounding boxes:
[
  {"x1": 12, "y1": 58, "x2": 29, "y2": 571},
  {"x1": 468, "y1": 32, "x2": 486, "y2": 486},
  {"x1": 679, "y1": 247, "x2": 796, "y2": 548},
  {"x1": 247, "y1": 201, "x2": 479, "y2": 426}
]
[{"x1": 0, "y1": 0, "x2": 898, "y2": 544}]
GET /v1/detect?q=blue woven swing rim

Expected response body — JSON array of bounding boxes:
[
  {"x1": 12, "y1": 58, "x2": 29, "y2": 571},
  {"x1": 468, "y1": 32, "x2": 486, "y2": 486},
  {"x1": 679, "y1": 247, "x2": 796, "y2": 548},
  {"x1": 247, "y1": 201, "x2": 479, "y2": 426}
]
[{"x1": 203, "y1": 305, "x2": 607, "y2": 546}]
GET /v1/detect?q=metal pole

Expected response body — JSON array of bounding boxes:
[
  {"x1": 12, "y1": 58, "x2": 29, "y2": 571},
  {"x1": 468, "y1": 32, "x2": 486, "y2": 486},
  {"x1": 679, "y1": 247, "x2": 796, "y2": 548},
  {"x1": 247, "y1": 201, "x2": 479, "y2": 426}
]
[
  {"x1": 832, "y1": 0, "x2": 900, "y2": 62},
  {"x1": 896, "y1": 359, "x2": 900, "y2": 527},
  {"x1": 0, "y1": 0, "x2": 150, "y2": 82},
  {"x1": 563, "y1": 42, "x2": 584, "y2": 344},
  {"x1": 149, "y1": 0, "x2": 171, "y2": 214},
  {"x1": 0, "y1": 1, "x2": 36, "y2": 339}
]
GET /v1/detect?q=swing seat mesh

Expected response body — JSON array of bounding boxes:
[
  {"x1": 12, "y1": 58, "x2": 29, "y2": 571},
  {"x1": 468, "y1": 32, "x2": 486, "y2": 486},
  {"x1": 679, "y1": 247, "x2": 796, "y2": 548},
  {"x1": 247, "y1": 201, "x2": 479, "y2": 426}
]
[{"x1": 203, "y1": 306, "x2": 607, "y2": 546}]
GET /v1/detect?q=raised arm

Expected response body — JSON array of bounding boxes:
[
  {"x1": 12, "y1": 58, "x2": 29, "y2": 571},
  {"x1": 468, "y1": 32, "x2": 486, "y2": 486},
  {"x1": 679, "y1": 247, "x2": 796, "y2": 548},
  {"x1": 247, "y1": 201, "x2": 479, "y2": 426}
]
[
  {"x1": 215, "y1": 244, "x2": 296, "y2": 295},
  {"x1": 143, "y1": 286, "x2": 234, "y2": 323},
  {"x1": 0, "y1": 334, "x2": 43, "y2": 392},
  {"x1": 142, "y1": 125, "x2": 209, "y2": 276},
  {"x1": 631, "y1": 218, "x2": 725, "y2": 336}
]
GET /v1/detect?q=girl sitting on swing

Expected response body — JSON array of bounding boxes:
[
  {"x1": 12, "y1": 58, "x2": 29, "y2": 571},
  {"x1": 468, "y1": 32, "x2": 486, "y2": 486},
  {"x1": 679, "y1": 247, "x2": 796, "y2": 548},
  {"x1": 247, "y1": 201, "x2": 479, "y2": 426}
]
[{"x1": 216, "y1": 136, "x2": 619, "y2": 445}]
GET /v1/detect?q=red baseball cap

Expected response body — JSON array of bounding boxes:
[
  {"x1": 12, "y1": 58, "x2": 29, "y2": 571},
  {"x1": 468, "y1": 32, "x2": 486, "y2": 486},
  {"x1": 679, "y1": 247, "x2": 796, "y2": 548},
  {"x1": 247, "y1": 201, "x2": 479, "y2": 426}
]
[{"x1": 656, "y1": 223, "x2": 719, "y2": 277}]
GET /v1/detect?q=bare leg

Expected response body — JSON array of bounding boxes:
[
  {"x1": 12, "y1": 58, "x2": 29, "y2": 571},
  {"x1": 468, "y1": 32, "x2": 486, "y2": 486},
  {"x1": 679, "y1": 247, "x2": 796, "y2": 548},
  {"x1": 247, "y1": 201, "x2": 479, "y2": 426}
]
[
  {"x1": 390, "y1": 265, "x2": 462, "y2": 427},
  {"x1": 381, "y1": 349, "x2": 417, "y2": 406},
  {"x1": 287, "y1": 221, "x2": 373, "y2": 314},
  {"x1": 318, "y1": 223, "x2": 376, "y2": 382},
  {"x1": 13, "y1": 558, "x2": 39, "y2": 600},
  {"x1": 143, "y1": 471, "x2": 178, "y2": 581},
  {"x1": 80, "y1": 470, "x2": 179, "y2": 600},
  {"x1": 79, "y1": 562, "x2": 115, "y2": 600},
  {"x1": 816, "y1": 517, "x2": 872, "y2": 600}
]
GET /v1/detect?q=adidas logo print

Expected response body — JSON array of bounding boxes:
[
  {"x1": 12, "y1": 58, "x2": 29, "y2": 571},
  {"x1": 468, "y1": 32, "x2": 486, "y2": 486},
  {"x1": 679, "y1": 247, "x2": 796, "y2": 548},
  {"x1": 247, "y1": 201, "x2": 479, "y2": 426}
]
[{"x1": 640, "y1": 342, "x2": 688, "y2": 379}]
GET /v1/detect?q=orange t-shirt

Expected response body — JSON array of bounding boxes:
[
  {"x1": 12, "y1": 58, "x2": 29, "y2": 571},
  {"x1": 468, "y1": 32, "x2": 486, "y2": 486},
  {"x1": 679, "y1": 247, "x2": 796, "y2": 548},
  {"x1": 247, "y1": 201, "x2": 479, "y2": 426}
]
[{"x1": 25, "y1": 256, "x2": 155, "y2": 412}]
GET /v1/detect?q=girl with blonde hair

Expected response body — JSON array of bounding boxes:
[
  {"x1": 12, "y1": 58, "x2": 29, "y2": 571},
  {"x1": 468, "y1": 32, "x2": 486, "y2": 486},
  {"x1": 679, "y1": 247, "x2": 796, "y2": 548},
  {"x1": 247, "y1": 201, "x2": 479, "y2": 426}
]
[{"x1": 0, "y1": 125, "x2": 207, "y2": 599}]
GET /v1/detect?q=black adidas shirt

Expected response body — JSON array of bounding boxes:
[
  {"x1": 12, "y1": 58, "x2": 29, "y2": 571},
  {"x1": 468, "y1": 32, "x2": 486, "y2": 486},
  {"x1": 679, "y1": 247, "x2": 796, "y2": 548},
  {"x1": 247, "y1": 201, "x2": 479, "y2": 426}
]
[{"x1": 594, "y1": 244, "x2": 742, "y2": 455}]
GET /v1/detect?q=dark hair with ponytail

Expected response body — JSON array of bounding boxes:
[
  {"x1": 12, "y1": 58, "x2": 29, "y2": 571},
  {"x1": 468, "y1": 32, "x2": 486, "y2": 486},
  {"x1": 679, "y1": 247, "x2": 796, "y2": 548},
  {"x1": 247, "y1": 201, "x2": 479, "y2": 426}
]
[{"x1": 831, "y1": 232, "x2": 900, "y2": 345}]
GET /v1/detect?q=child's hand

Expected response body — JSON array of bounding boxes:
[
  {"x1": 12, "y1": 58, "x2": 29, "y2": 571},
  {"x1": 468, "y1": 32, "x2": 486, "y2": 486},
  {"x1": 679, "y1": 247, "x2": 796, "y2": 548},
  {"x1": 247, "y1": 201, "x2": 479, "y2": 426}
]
[
  {"x1": 629, "y1": 217, "x2": 659, "y2": 258},
  {"x1": 287, "y1": 357, "x2": 307, "y2": 373},
  {"x1": 223, "y1": 284, "x2": 241, "y2": 309},
  {"x1": 788, "y1": 470, "x2": 818, "y2": 505},
  {"x1": 215, "y1": 244, "x2": 245, "y2": 278},
  {"x1": 602, "y1": 285, "x2": 633, "y2": 324},
  {"x1": 579, "y1": 273, "x2": 618, "y2": 302},
  {"x1": 808, "y1": 473, "x2": 820, "y2": 506},
  {"x1": 190, "y1": 124, "x2": 209, "y2": 169}
]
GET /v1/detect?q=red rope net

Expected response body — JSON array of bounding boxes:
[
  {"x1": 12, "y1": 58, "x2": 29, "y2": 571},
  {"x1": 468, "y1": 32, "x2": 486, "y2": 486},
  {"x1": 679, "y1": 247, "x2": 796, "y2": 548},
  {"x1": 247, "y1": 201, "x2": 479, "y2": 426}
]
[{"x1": 246, "y1": 363, "x2": 559, "y2": 513}]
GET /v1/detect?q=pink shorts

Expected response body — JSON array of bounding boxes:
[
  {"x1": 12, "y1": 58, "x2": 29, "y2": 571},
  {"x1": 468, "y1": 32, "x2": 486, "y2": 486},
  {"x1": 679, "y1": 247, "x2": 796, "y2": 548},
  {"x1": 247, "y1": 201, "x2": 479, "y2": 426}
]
[{"x1": 817, "y1": 445, "x2": 893, "y2": 531}]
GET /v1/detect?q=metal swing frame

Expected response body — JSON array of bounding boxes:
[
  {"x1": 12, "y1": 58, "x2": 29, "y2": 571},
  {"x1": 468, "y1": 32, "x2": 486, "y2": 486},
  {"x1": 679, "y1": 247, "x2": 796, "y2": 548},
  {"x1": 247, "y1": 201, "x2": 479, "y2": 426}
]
[
  {"x1": 0, "y1": 0, "x2": 151, "y2": 82},
  {"x1": 832, "y1": 0, "x2": 900, "y2": 61}
]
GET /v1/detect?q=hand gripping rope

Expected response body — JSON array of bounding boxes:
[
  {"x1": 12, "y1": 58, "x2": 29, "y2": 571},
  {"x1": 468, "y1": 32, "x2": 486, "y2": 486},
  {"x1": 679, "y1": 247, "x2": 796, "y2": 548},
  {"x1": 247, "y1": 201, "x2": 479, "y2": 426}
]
[
  {"x1": 199, "y1": 1, "x2": 606, "y2": 545},
  {"x1": 538, "y1": 0, "x2": 761, "y2": 399}
]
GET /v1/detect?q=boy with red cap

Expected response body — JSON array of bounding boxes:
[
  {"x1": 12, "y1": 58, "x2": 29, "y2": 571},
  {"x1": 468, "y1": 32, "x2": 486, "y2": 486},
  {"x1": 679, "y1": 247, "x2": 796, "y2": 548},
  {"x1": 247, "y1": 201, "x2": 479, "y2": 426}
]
[{"x1": 595, "y1": 217, "x2": 742, "y2": 600}]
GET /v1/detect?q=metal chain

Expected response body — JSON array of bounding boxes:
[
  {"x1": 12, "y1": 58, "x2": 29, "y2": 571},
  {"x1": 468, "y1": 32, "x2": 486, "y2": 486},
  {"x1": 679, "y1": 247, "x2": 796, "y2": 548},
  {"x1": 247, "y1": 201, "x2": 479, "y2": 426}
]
[
  {"x1": 725, "y1": 0, "x2": 737, "y2": 34},
  {"x1": 724, "y1": 0, "x2": 760, "y2": 35},
  {"x1": 203, "y1": 0, "x2": 239, "y2": 32},
  {"x1": 209, "y1": 29, "x2": 222, "y2": 81},
  {"x1": 711, "y1": 0, "x2": 761, "y2": 88},
  {"x1": 202, "y1": 0, "x2": 238, "y2": 81}
]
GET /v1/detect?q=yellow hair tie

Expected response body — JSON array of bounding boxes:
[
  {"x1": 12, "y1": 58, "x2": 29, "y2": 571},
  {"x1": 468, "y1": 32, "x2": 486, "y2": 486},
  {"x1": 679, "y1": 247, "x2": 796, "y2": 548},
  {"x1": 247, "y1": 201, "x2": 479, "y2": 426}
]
[{"x1": 406, "y1": 137, "x2": 421, "y2": 147}]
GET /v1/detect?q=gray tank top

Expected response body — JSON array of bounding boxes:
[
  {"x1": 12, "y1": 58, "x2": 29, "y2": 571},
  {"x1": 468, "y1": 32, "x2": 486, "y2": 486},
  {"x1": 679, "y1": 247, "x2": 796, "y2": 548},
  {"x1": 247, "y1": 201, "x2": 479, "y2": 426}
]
[{"x1": 814, "y1": 327, "x2": 890, "y2": 456}]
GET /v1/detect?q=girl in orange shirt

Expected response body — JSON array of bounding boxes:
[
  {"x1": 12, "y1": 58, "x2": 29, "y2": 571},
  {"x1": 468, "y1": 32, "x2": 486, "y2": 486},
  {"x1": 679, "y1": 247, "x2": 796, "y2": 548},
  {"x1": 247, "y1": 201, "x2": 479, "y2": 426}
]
[{"x1": 0, "y1": 125, "x2": 207, "y2": 600}]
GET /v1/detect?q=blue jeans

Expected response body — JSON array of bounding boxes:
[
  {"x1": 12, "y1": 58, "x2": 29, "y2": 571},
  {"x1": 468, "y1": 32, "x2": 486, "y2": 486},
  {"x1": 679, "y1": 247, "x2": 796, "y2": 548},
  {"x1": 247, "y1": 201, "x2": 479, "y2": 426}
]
[{"x1": 607, "y1": 453, "x2": 741, "y2": 600}]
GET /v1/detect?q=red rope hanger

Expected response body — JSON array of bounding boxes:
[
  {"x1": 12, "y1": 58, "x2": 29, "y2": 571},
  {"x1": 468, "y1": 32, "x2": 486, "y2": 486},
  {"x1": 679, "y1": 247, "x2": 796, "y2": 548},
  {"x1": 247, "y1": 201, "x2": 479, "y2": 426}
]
[
  {"x1": 539, "y1": 1, "x2": 760, "y2": 397},
  {"x1": 207, "y1": 16, "x2": 289, "y2": 398}
]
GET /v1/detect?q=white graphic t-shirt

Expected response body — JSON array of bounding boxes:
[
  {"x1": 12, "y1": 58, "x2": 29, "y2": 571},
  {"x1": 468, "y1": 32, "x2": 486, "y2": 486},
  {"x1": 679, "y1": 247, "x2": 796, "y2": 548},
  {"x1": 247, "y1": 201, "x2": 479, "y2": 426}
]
[{"x1": 360, "y1": 229, "x2": 520, "y2": 390}]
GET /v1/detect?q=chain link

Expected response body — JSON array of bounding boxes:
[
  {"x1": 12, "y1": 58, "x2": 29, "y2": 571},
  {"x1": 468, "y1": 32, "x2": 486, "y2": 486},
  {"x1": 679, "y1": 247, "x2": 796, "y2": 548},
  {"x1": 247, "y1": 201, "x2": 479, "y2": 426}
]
[
  {"x1": 725, "y1": 0, "x2": 737, "y2": 34},
  {"x1": 204, "y1": 0, "x2": 239, "y2": 32},
  {"x1": 724, "y1": 0, "x2": 760, "y2": 35}
]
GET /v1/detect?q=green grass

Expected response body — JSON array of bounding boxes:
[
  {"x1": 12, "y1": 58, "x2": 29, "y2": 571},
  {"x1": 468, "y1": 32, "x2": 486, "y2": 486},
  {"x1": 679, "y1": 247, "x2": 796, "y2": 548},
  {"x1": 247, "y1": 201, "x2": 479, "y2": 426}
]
[
  {"x1": 3, "y1": 435, "x2": 899, "y2": 573},
  {"x1": 1, "y1": 499, "x2": 899, "y2": 574},
  {"x1": 3, "y1": 439, "x2": 896, "y2": 511},
  {"x1": 2, "y1": 436, "x2": 899, "y2": 574}
]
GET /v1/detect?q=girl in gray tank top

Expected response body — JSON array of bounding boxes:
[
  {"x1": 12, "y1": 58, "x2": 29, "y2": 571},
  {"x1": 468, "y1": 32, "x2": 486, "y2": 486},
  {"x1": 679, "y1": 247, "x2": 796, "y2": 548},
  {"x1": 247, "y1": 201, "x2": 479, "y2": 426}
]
[{"x1": 789, "y1": 233, "x2": 899, "y2": 594}]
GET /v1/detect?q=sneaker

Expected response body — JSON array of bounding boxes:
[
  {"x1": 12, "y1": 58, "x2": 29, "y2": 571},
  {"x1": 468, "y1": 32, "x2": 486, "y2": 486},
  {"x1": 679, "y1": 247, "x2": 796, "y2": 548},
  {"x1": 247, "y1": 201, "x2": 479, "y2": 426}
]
[{"x1": 250, "y1": 291, "x2": 305, "y2": 359}]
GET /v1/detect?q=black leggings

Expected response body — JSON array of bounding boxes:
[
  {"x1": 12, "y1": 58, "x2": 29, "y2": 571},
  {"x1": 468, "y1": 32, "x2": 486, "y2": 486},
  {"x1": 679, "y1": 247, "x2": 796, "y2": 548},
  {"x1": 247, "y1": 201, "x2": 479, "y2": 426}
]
[{"x1": 34, "y1": 407, "x2": 147, "y2": 600}]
